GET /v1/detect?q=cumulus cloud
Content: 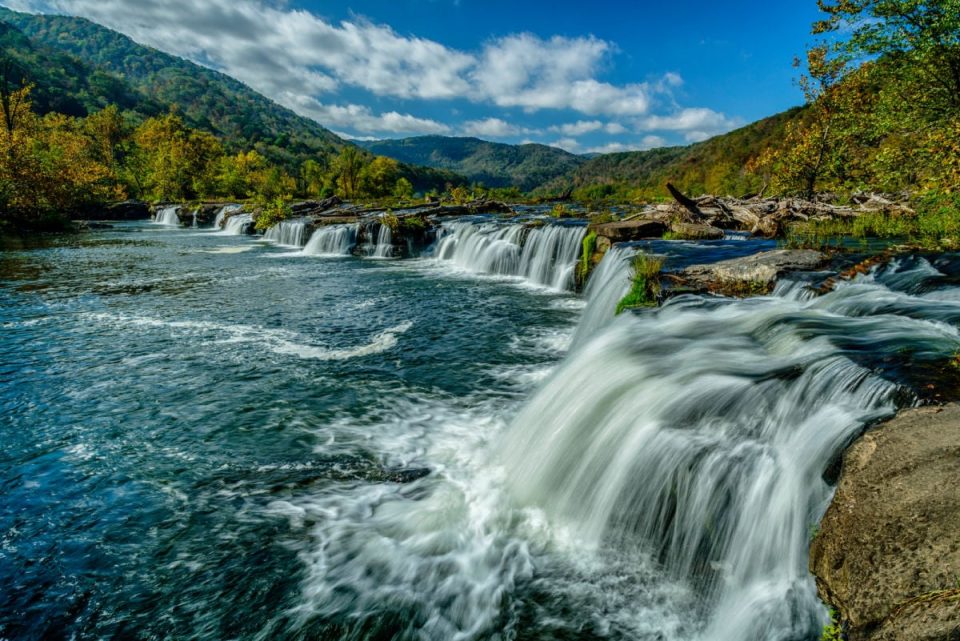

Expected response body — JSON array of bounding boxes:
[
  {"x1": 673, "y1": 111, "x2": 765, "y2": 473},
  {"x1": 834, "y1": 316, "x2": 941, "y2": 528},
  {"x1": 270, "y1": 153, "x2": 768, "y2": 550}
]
[
  {"x1": 584, "y1": 136, "x2": 667, "y2": 154},
  {"x1": 548, "y1": 138, "x2": 582, "y2": 153},
  {"x1": 462, "y1": 117, "x2": 527, "y2": 138},
  {"x1": 549, "y1": 120, "x2": 628, "y2": 136},
  {"x1": 637, "y1": 108, "x2": 740, "y2": 134},
  {"x1": 4, "y1": 0, "x2": 739, "y2": 139}
]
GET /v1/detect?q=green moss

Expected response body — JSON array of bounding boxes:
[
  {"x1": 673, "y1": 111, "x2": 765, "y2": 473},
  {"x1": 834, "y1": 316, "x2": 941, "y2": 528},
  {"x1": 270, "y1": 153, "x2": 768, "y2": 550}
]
[
  {"x1": 820, "y1": 609, "x2": 842, "y2": 641},
  {"x1": 615, "y1": 253, "x2": 664, "y2": 314},
  {"x1": 578, "y1": 231, "x2": 597, "y2": 283}
]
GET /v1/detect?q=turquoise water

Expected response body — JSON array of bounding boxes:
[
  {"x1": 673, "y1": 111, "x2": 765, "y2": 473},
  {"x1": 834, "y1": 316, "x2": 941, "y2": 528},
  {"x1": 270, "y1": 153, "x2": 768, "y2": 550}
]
[{"x1": 3, "y1": 221, "x2": 959, "y2": 640}]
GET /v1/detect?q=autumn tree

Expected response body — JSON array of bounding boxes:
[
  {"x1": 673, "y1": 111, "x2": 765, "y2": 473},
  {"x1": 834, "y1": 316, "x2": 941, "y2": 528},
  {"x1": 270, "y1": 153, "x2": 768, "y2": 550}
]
[
  {"x1": 359, "y1": 156, "x2": 400, "y2": 198},
  {"x1": 331, "y1": 146, "x2": 366, "y2": 199}
]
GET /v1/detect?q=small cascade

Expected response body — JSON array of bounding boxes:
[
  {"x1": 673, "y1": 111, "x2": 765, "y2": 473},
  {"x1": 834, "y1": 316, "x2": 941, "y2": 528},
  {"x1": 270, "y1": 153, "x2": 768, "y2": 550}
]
[
  {"x1": 500, "y1": 260, "x2": 960, "y2": 640},
  {"x1": 435, "y1": 221, "x2": 585, "y2": 290},
  {"x1": 191, "y1": 210, "x2": 198, "y2": 228},
  {"x1": 302, "y1": 225, "x2": 358, "y2": 256},
  {"x1": 571, "y1": 245, "x2": 637, "y2": 348},
  {"x1": 372, "y1": 224, "x2": 393, "y2": 259},
  {"x1": 434, "y1": 222, "x2": 526, "y2": 279},
  {"x1": 213, "y1": 204, "x2": 242, "y2": 230},
  {"x1": 222, "y1": 213, "x2": 254, "y2": 235},
  {"x1": 153, "y1": 206, "x2": 180, "y2": 226},
  {"x1": 264, "y1": 219, "x2": 309, "y2": 247},
  {"x1": 519, "y1": 224, "x2": 587, "y2": 289}
]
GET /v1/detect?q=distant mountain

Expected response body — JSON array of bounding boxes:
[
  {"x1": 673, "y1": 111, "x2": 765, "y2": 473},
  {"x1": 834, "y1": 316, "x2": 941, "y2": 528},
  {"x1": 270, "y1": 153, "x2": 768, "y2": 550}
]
[
  {"x1": 357, "y1": 136, "x2": 586, "y2": 191},
  {"x1": 543, "y1": 108, "x2": 805, "y2": 198},
  {"x1": 0, "y1": 7, "x2": 343, "y2": 170}
]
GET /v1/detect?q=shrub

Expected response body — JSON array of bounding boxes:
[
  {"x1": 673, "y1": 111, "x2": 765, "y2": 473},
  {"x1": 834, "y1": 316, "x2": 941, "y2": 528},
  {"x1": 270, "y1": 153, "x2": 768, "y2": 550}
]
[{"x1": 616, "y1": 253, "x2": 664, "y2": 314}]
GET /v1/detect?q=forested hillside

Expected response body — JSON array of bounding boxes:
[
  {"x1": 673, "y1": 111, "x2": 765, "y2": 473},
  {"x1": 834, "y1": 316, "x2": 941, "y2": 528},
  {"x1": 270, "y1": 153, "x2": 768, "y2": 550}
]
[
  {"x1": 359, "y1": 136, "x2": 585, "y2": 191},
  {"x1": 0, "y1": 7, "x2": 343, "y2": 170}
]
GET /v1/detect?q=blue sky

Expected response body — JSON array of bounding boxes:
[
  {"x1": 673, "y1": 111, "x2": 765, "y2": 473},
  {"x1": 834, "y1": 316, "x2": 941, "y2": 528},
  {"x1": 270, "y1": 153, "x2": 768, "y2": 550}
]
[{"x1": 3, "y1": 0, "x2": 826, "y2": 153}]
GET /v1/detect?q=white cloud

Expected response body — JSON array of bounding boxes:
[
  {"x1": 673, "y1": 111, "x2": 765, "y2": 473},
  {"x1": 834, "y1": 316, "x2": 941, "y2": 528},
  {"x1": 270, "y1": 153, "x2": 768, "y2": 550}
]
[
  {"x1": 638, "y1": 107, "x2": 739, "y2": 133},
  {"x1": 289, "y1": 96, "x2": 451, "y2": 135},
  {"x1": 462, "y1": 117, "x2": 527, "y2": 138},
  {"x1": 548, "y1": 138, "x2": 582, "y2": 153},
  {"x1": 4, "y1": 0, "x2": 739, "y2": 137},
  {"x1": 584, "y1": 136, "x2": 666, "y2": 155},
  {"x1": 469, "y1": 33, "x2": 652, "y2": 116}
]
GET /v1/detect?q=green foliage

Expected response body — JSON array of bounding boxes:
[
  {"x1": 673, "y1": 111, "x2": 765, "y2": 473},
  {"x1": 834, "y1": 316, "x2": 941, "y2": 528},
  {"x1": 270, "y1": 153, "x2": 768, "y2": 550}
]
[
  {"x1": 381, "y1": 211, "x2": 400, "y2": 233},
  {"x1": 820, "y1": 608, "x2": 842, "y2": 641},
  {"x1": 392, "y1": 177, "x2": 414, "y2": 200},
  {"x1": 550, "y1": 203, "x2": 574, "y2": 218},
  {"x1": 578, "y1": 231, "x2": 597, "y2": 283},
  {"x1": 616, "y1": 254, "x2": 664, "y2": 314},
  {"x1": 254, "y1": 198, "x2": 289, "y2": 232}
]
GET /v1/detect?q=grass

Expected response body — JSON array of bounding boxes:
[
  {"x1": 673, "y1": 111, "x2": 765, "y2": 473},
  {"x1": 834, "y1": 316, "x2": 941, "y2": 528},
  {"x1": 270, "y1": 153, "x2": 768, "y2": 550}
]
[
  {"x1": 578, "y1": 231, "x2": 597, "y2": 283},
  {"x1": 784, "y1": 193, "x2": 960, "y2": 251},
  {"x1": 616, "y1": 253, "x2": 664, "y2": 314}
]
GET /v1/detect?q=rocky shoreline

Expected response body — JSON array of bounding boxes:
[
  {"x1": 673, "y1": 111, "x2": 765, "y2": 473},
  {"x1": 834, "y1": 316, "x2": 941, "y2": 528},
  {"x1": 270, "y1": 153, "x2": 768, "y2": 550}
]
[{"x1": 810, "y1": 405, "x2": 960, "y2": 641}]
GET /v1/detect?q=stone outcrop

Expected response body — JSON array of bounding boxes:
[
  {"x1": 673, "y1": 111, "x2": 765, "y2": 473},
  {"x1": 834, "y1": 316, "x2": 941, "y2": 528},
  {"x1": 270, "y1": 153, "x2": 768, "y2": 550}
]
[
  {"x1": 677, "y1": 249, "x2": 828, "y2": 295},
  {"x1": 590, "y1": 219, "x2": 668, "y2": 251},
  {"x1": 810, "y1": 404, "x2": 960, "y2": 641},
  {"x1": 669, "y1": 222, "x2": 724, "y2": 240}
]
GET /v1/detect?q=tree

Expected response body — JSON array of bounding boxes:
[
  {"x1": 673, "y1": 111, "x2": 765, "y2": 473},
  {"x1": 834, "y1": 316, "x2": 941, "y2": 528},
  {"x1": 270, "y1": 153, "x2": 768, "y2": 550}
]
[
  {"x1": 392, "y1": 177, "x2": 414, "y2": 200},
  {"x1": 815, "y1": 0, "x2": 960, "y2": 110},
  {"x1": 331, "y1": 146, "x2": 366, "y2": 199},
  {"x1": 359, "y1": 156, "x2": 399, "y2": 198},
  {"x1": 300, "y1": 158, "x2": 327, "y2": 198}
]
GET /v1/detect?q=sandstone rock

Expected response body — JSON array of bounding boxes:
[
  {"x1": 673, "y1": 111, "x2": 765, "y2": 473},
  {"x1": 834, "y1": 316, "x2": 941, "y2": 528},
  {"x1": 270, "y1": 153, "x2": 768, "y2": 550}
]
[
  {"x1": 590, "y1": 219, "x2": 667, "y2": 243},
  {"x1": 680, "y1": 249, "x2": 827, "y2": 295},
  {"x1": 669, "y1": 222, "x2": 724, "y2": 240},
  {"x1": 810, "y1": 404, "x2": 960, "y2": 641}
]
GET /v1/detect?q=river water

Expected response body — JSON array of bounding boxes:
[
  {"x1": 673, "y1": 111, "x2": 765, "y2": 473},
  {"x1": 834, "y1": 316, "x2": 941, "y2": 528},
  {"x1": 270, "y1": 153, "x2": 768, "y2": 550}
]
[{"x1": 2, "y1": 221, "x2": 959, "y2": 640}]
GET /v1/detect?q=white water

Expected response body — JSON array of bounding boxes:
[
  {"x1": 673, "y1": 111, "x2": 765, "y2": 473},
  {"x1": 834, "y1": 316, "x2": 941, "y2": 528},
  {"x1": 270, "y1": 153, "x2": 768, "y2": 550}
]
[
  {"x1": 302, "y1": 225, "x2": 358, "y2": 256},
  {"x1": 153, "y1": 206, "x2": 180, "y2": 226},
  {"x1": 213, "y1": 204, "x2": 243, "y2": 230},
  {"x1": 372, "y1": 223, "x2": 394, "y2": 259},
  {"x1": 264, "y1": 220, "x2": 309, "y2": 247},
  {"x1": 436, "y1": 221, "x2": 586, "y2": 290},
  {"x1": 222, "y1": 213, "x2": 254, "y2": 235},
  {"x1": 571, "y1": 245, "x2": 637, "y2": 347},
  {"x1": 519, "y1": 224, "x2": 587, "y2": 290},
  {"x1": 499, "y1": 261, "x2": 960, "y2": 640}
]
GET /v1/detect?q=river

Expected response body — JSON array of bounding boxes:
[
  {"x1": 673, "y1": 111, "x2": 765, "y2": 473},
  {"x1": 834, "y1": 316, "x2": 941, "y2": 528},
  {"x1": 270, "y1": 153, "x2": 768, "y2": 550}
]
[{"x1": 2, "y1": 218, "x2": 958, "y2": 640}]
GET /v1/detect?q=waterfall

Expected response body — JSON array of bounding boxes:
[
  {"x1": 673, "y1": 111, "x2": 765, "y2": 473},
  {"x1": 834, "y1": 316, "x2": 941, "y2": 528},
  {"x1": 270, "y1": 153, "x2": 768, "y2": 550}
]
[
  {"x1": 435, "y1": 221, "x2": 585, "y2": 290},
  {"x1": 222, "y1": 213, "x2": 254, "y2": 235},
  {"x1": 213, "y1": 204, "x2": 242, "y2": 230},
  {"x1": 372, "y1": 224, "x2": 394, "y2": 259},
  {"x1": 264, "y1": 220, "x2": 309, "y2": 247},
  {"x1": 519, "y1": 224, "x2": 587, "y2": 289},
  {"x1": 153, "y1": 206, "x2": 180, "y2": 226},
  {"x1": 191, "y1": 209, "x2": 198, "y2": 228},
  {"x1": 500, "y1": 260, "x2": 960, "y2": 640},
  {"x1": 571, "y1": 245, "x2": 638, "y2": 348},
  {"x1": 302, "y1": 225, "x2": 358, "y2": 256}
]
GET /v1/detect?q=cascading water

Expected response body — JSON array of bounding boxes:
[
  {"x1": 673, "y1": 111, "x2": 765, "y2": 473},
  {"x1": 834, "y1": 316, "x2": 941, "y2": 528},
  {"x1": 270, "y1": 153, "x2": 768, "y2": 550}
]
[
  {"x1": 264, "y1": 220, "x2": 309, "y2": 247},
  {"x1": 302, "y1": 224, "x2": 358, "y2": 256},
  {"x1": 519, "y1": 224, "x2": 587, "y2": 290},
  {"x1": 436, "y1": 221, "x2": 585, "y2": 290},
  {"x1": 213, "y1": 204, "x2": 242, "y2": 230},
  {"x1": 153, "y1": 206, "x2": 180, "y2": 226},
  {"x1": 501, "y1": 259, "x2": 960, "y2": 641},
  {"x1": 222, "y1": 213, "x2": 254, "y2": 235},
  {"x1": 372, "y1": 223, "x2": 394, "y2": 259},
  {"x1": 571, "y1": 245, "x2": 637, "y2": 348}
]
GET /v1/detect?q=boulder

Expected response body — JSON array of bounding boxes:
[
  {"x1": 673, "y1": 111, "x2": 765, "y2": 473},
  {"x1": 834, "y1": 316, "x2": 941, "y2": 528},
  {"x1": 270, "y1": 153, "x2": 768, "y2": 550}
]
[
  {"x1": 590, "y1": 219, "x2": 667, "y2": 243},
  {"x1": 669, "y1": 222, "x2": 724, "y2": 240},
  {"x1": 810, "y1": 404, "x2": 960, "y2": 641},
  {"x1": 680, "y1": 249, "x2": 827, "y2": 295}
]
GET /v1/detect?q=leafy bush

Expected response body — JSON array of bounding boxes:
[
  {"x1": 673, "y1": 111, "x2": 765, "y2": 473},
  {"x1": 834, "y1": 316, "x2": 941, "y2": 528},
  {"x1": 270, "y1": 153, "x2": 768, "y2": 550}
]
[{"x1": 616, "y1": 254, "x2": 663, "y2": 314}]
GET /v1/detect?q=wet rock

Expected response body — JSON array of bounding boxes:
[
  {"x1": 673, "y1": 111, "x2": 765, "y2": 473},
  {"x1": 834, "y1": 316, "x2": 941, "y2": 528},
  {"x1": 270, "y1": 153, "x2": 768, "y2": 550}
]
[
  {"x1": 669, "y1": 222, "x2": 724, "y2": 240},
  {"x1": 590, "y1": 219, "x2": 667, "y2": 243},
  {"x1": 810, "y1": 404, "x2": 960, "y2": 641},
  {"x1": 679, "y1": 249, "x2": 827, "y2": 296},
  {"x1": 104, "y1": 200, "x2": 151, "y2": 220}
]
